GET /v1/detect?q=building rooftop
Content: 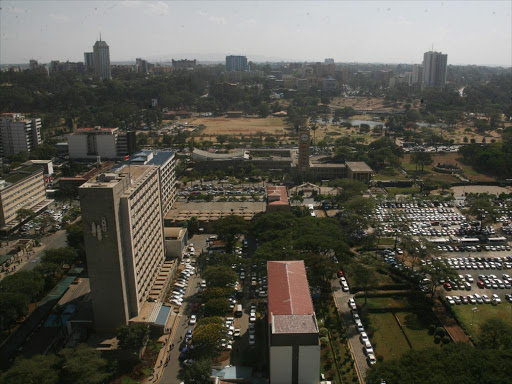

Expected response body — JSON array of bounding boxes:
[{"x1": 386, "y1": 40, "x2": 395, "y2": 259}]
[
  {"x1": 268, "y1": 260, "x2": 314, "y2": 319},
  {"x1": 346, "y1": 161, "x2": 374, "y2": 173},
  {"x1": 0, "y1": 165, "x2": 43, "y2": 186},
  {"x1": 164, "y1": 227, "x2": 186, "y2": 239},
  {"x1": 73, "y1": 127, "x2": 118, "y2": 134},
  {"x1": 272, "y1": 314, "x2": 318, "y2": 334},
  {"x1": 266, "y1": 186, "x2": 289, "y2": 206},
  {"x1": 113, "y1": 150, "x2": 175, "y2": 170},
  {"x1": 192, "y1": 148, "x2": 248, "y2": 160}
]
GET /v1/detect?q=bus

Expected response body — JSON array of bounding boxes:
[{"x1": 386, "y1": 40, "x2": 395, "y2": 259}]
[
  {"x1": 459, "y1": 238, "x2": 480, "y2": 246},
  {"x1": 487, "y1": 237, "x2": 507, "y2": 245}
]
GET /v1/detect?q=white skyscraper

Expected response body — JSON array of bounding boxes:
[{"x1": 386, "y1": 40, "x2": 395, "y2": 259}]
[
  {"x1": 93, "y1": 37, "x2": 111, "y2": 80},
  {"x1": 422, "y1": 51, "x2": 447, "y2": 89}
]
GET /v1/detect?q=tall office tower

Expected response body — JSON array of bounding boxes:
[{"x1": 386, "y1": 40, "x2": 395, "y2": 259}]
[
  {"x1": 226, "y1": 55, "x2": 248, "y2": 71},
  {"x1": 79, "y1": 166, "x2": 165, "y2": 331},
  {"x1": 422, "y1": 51, "x2": 447, "y2": 89},
  {"x1": 412, "y1": 64, "x2": 423, "y2": 85},
  {"x1": 84, "y1": 52, "x2": 95, "y2": 69},
  {"x1": 29, "y1": 59, "x2": 38, "y2": 69},
  {"x1": 298, "y1": 127, "x2": 310, "y2": 170},
  {"x1": 93, "y1": 38, "x2": 111, "y2": 80},
  {"x1": 0, "y1": 113, "x2": 42, "y2": 158}
]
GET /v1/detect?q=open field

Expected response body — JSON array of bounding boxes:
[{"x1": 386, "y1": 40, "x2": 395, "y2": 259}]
[
  {"x1": 451, "y1": 304, "x2": 512, "y2": 340},
  {"x1": 366, "y1": 312, "x2": 411, "y2": 360},
  {"x1": 187, "y1": 116, "x2": 289, "y2": 136},
  {"x1": 395, "y1": 311, "x2": 440, "y2": 350},
  {"x1": 403, "y1": 152, "x2": 496, "y2": 183},
  {"x1": 329, "y1": 96, "x2": 406, "y2": 111}
]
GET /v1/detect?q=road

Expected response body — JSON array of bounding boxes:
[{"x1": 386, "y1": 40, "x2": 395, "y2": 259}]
[
  {"x1": 331, "y1": 279, "x2": 368, "y2": 383},
  {"x1": 20, "y1": 229, "x2": 68, "y2": 271}
]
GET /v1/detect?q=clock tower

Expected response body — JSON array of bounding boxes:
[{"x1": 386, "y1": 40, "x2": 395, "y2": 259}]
[{"x1": 298, "y1": 127, "x2": 310, "y2": 170}]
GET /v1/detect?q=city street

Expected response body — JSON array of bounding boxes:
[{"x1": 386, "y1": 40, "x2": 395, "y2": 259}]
[{"x1": 20, "y1": 229, "x2": 68, "y2": 271}]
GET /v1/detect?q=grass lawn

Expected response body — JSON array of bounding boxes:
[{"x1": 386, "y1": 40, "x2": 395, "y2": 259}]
[
  {"x1": 396, "y1": 311, "x2": 440, "y2": 350},
  {"x1": 452, "y1": 303, "x2": 512, "y2": 339},
  {"x1": 386, "y1": 186, "x2": 421, "y2": 195},
  {"x1": 356, "y1": 296, "x2": 411, "y2": 310},
  {"x1": 366, "y1": 313, "x2": 411, "y2": 360},
  {"x1": 373, "y1": 167, "x2": 410, "y2": 181}
]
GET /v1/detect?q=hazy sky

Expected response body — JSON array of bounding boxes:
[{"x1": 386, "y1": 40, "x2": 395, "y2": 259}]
[{"x1": 1, "y1": 1, "x2": 511, "y2": 66}]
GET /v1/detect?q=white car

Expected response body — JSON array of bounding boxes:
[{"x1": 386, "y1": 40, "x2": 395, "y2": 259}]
[
  {"x1": 492, "y1": 294, "x2": 501, "y2": 304},
  {"x1": 189, "y1": 315, "x2": 197, "y2": 325},
  {"x1": 233, "y1": 329, "x2": 241, "y2": 337},
  {"x1": 356, "y1": 322, "x2": 365, "y2": 333},
  {"x1": 367, "y1": 353, "x2": 377, "y2": 365},
  {"x1": 348, "y1": 298, "x2": 357, "y2": 310},
  {"x1": 249, "y1": 314, "x2": 256, "y2": 322},
  {"x1": 360, "y1": 332, "x2": 369, "y2": 343},
  {"x1": 200, "y1": 280, "x2": 207, "y2": 288},
  {"x1": 342, "y1": 283, "x2": 350, "y2": 292}
]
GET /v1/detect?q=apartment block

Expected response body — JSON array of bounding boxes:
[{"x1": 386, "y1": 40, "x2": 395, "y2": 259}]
[
  {"x1": 0, "y1": 165, "x2": 48, "y2": 229},
  {"x1": 226, "y1": 55, "x2": 248, "y2": 72},
  {"x1": 422, "y1": 51, "x2": 448, "y2": 89},
  {"x1": 0, "y1": 113, "x2": 42, "y2": 158},
  {"x1": 79, "y1": 166, "x2": 165, "y2": 331},
  {"x1": 68, "y1": 127, "x2": 136, "y2": 160}
]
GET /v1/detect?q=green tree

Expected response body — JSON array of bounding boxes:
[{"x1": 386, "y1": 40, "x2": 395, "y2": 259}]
[
  {"x1": 258, "y1": 103, "x2": 270, "y2": 118},
  {"x1": 212, "y1": 215, "x2": 248, "y2": 253},
  {"x1": 420, "y1": 259, "x2": 456, "y2": 298},
  {"x1": 182, "y1": 358, "x2": 212, "y2": 384},
  {"x1": 478, "y1": 318, "x2": 512, "y2": 351},
  {"x1": 0, "y1": 354, "x2": 60, "y2": 384},
  {"x1": 201, "y1": 287, "x2": 232, "y2": 302},
  {"x1": 411, "y1": 151, "x2": 433, "y2": 172},
  {"x1": 66, "y1": 220, "x2": 85, "y2": 259},
  {"x1": 203, "y1": 297, "x2": 231, "y2": 317},
  {"x1": 335, "y1": 106, "x2": 356, "y2": 119},
  {"x1": 15, "y1": 208, "x2": 35, "y2": 235},
  {"x1": 352, "y1": 258, "x2": 376, "y2": 306},
  {"x1": 0, "y1": 292, "x2": 30, "y2": 332},
  {"x1": 59, "y1": 344, "x2": 110, "y2": 384},
  {"x1": 202, "y1": 265, "x2": 238, "y2": 288},
  {"x1": 117, "y1": 323, "x2": 150, "y2": 353},
  {"x1": 42, "y1": 247, "x2": 78, "y2": 268},
  {"x1": 187, "y1": 216, "x2": 200, "y2": 237},
  {"x1": 0, "y1": 270, "x2": 45, "y2": 302}
]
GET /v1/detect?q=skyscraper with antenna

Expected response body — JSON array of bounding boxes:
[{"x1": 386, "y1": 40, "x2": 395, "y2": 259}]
[
  {"x1": 93, "y1": 35, "x2": 111, "y2": 80},
  {"x1": 422, "y1": 50, "x2": 447, "y2": 89}
]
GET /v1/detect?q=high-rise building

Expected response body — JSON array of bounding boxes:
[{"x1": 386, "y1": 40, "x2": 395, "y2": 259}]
[
  {"x1": 0, "y1": 113, "x2": 42, "y2": 158},
  {"x1": 93, "y1": 38, "x2": 111, "y2": 80},
  {"x1": 412, "y1": 64, "x2": 423, "y2": 85},
  {"x1": 79, "y1": 166, "x2": 165, "y2": 331},
  {"x1": 84, "y1": 52, "x2": 95, "y2": 70},
  {"x1": 226, "y1": 55, "x2": 248, "y2": 72},
  {"x1": 29, "y1": 59, "x2": 38, "y2": 70},
  {"x1": 324, "y1": 58, "x2": 335, "y2": 64},
  {"x1": 68, "y1": 126, "x2": 136, "y2": 160},
  {"x1": 422, "y1": 51, "x2": 447, "y2": 89}
]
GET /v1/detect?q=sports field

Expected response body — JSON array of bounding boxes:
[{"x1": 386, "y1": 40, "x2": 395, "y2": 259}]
[{"x1": 188, "y1": 116, "x2": 289, "y2": 136}]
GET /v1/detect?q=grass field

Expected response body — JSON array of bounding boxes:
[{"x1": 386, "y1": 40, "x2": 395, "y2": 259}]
[
  {"x1": 366, "y1": 312, "x2": 411, "y2": 360},
  {"x1": 451, "y1": 304, "x2": 512, "y2": 340},
  {"x1": 356, "y1": 296, "x2": 411, "y2": 310},
  {"x1": 396, "y1": 311, "x2": 440, "y2": 350},
  {"x1": 188, "y1": 116, "x2": 289, "y2": 136}
]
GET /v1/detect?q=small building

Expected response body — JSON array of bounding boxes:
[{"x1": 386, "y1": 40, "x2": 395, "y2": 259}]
[
  {"x1": 346, "y1": 162, "x2": 374, "y2": 183},
  {"x1": 266, "y1": 186, "x2": 290, "y2": 212},
  {"x1": 268, "y1": 260, "x2": 320, "y2": 384},
  {"x1": 226, "y1": 111, "x2": 244, "y2": 118},
  {"x1": 164, "y1": 227, "x2": 188, "y2": 259}
]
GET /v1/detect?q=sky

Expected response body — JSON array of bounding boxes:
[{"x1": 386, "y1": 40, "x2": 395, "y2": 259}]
[{"x1": 1, "y1": 0, "x2": 511, "y2": 66}]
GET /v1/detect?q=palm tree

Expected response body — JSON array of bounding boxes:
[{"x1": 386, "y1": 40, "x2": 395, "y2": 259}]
[{"x1": 310, "y1": 123, "x2": 318, "y2": 146}]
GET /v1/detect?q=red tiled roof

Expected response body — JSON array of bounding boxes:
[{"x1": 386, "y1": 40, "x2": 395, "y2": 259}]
[
  {"x1": 267, "y1": 261, "x2": 314, "y2": 320},
  {"x1": 266, "y1": 185, "x2": 289, "y2": 206}
]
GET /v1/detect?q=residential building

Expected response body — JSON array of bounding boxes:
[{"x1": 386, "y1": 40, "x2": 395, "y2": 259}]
[
  {"x1": 0, "y1": 165, "x2": 49, "y2": 230},
  {"x1": 412, "y1": 64, "x2": 423, "y2": 85},
  {"x1": 373, "y1": 70, "x2": 393, "y2": 83},
  {"x1": 324, "y1": 58, "x2": 334, "y2": 64},
  {"x1": 322, "y1": 77, "x2": 337, "y2": 92},
  {"x1": 0, "y1": 113, "x2": 42, "y2": 158},
  {"x1": 172, "y1": 59, "x2": 197, "y2": 69},
  {"x1": 29, "y1": 59, "x2": 38, "y2": 70},
  {"x1": 49, "y1": 60, "x2": 85, "y2": 74},
  {"x1": 68, "y1": 127, "x2": 136, "y2": 160},
  {"x1": 226, "y1": 55, "x2": 248, "y2": 72},
  {"x1": 296, "y1": 78, "x2": 309, "y2": 92},
  {"x1": 422, "y1": 51, "x2": 447, "y2": 89},
  {"x1": 389, "y1": 72, "x2": 412, "y2": 87},
  {"x1": 79, "y1": 166, "x2": 165, "y2": 331},
  {"x1": 267, "y1": 260, "x2": 320, "y2": 384},
  {"x1": 335, "y1": 68, "x2": 349, "y2": 83},
  {"x1": 93, "y1": 38, "x2": 111, "y2": 80},
  {"x1": 135, "y1": 58, "x2": 153, "y2": 74},
  {"x1": 84, "y1": 52, "x2": 95, "y2": 69}
]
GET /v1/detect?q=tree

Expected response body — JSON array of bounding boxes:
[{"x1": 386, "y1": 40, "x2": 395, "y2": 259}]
[
  {"x1": 117, "y1": 323, "x2": 150, "y2": 353},
  {"x1": 196, "y1": 316, "x2": 224, "y2": 328},
  {"x1": 203, "y1": 297, "x2": 231, "y2": 317},
  {"x1": 411, "y1": 152, "x2": 433, "y2": 172},
  {"x1": 310, "y1": 123, "x2": 318, "y2": 146},
  {"x1": 15, "y1": 208, "x2": 35, "y2": 235},
  {"x1": 0, "y1": 270, "x2": 45, "y2": 302},
  {"x1": 352, "y1": 258, "x2": 376, "y2": 306},
  {"x1": 405, "y1": 109, "x2": 421, "y2": 122},
  {"x1": 201, "y1": 287, "x2": 232, "y2": 302},
  {"x1": 216, "y1": 135, "x2": 228, "y2": 145},
  {"x1": 212, "y1": 215, "x2": 248, "y2": 253},
  {"x1": 0, "y1": 354, "x2": 60, "y2": 384},
  {"x1": 187, "y1": 216, "x2": 200, "y2": 237},
  {"x1": 42, "y1": 247, "x2": 78, "y2": 269},
  {"x1": 66, "y1": 220, "x2": 85, "y2": 259},
  {"x1": 0, "y1": 292, "x2": 30, "y2": 333},
  {"x1": 466, "y1": 195, "x2": 497, "y2": 227},
  {"x1": 202, "y1": 265, "x2": 238, "y2": 288},
  {"x1": 59, "y1": 344, "x2": 110, "y2": 384},
  {"x1": 258, "y1": 103, "x2": 270, "y2": 118},
  {"x1": 478, "y1": 318, "x2": 512, "y2": 351},
  {"x1": 182, "y1": 358, "x2": 212, "y2": 384},
  {"x1": 335, "y1": 106, "x2": 356, "y2": 119}
]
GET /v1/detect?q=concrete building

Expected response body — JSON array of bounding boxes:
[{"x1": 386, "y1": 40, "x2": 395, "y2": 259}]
[
  {"x1": 267, "y1": 260, "x2": 320, "y2": 384},
  {"x1": 324, "y1": 58, "x2": 334, "y2": 64},
  {"x1": 29, "y1": 59, "x2": 38, "y2": 70},
  {"x1": 172, "y1": 59, "x2": 197, "y2": 69},
  {"x1": 114, "y1": 150, "x2": 178, "y2": 216},
  {"x1": 346, "y1": 161, "x2": 374, "y2": 182},
  {"x1": 93, "y1": 38, "x2": 111, "y2": 80},
  {"x1": 322, "y1": 77, "x2": 337, "y2": 92},
  {"x1": 296, "y1": 78, "x2": 309, "y2": 92},
  {"x1": 135, "y1": 58, "x2": 153, "y2": 74},
  {"x1": 226, "y1": 55, "x2": 248, "y2": 72},
  {"x1": 68, "y1": 127, "x2": 136, "y2": 160},
  {"x1": 49, "y1": 61, "x2": 85, "y2": 74},
  {"x1": 84, "y1": 52, "x2": 95, "y2": 69},
  {"x1": 0, "y1": 113, "x2": 42, "y2": 158},
  {"x1": 79, "y1": 166, "x2": 165, "y2": 331},
  {"x1": 0, "y1": 165, "x2": 49, "y2": 230},
  {"x1": 422, "y1": 51, "x2": 447, "y2": 89},
  {"x1": 412, "y1": 64, "x2": 423, "y2": 85},
  {"x1": 164, "y1": 227, "x2": 188, "y2": 259},
  {"x1": 389, "y1": 73, "x2": 412, "y2": 87},
  {"x1": 298, "y1": 127, "x2": 311, "y2": 171}
]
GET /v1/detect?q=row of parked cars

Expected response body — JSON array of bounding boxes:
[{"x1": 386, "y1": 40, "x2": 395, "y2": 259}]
[
  {"x1": 348, "y1": 298, "x2": 376, "y2": 366},
  {"x1": 432, "y1": 255, "x2": 512, "y2": 271},
  {"x1": 168, "y1": 263, "x2": 196, "y2": 307},
  {"x1": 445, "y1": 293, "x2": 504, "y2": 305}
]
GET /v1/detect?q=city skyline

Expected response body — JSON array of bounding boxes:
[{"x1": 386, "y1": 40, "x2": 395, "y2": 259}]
[{"x1": 1, "y1": 1, "x2": 511, "y2": 66}]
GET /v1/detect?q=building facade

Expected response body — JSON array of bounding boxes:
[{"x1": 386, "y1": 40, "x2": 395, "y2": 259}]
[
  {"x1": 172, "y1": 59, "x2": 197, "y2": 69},
  {"x1": 0, "y1": 113, "x2": 42, "y2": 158},
  {"x1": 84, "y1": 52, "x2": 95, "y2": 69},
  {"x1": 422, "y1": 51, "x2": 447, "y2": 89},
  {"x1": 268, "y1": 261, "x2": 320, "y2": 384},
  {"x1": 298, "y1": 127, "x2": 311, "y2": 170},
  {"x1": 79, "y1": 167, "x2": 165, "y2": 331},
  {"x1": 226, "y1": 55, "x2": 248, "y2": 72},
  {"x1": 412, "y1": 64, "x2": 423, "y2": 85},
  {"x1": 93, "y1": 39, "x2": 111, "y2": 80},
  {"x1": 68, "y1": 127, "x2": 136, "y2": 160},
  {"x1": 0, "y1": 165, "x2": 47, "y2": 229}
]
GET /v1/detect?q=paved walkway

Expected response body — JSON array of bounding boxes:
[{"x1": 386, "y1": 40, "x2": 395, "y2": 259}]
[
  {"x1": 331, "y1": 280, "x2": 367, "y2": 384},
  {"x1": 432, "y1": 297, "x2": 472, "y2": 344}
]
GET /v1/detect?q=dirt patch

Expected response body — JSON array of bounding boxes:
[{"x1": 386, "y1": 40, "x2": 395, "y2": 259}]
[{"x1": 187, "y1": 116, "x2": 289, "y2": 136}]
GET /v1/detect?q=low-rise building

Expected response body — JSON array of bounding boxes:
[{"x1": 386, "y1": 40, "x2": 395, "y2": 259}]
[
  {"x1": 0, "y1": 113, "x2": 42, "y2": 158},
  {"x1": 268, "y1": 260, "x2": 320, "y2": 384},
  {"x1": 68, "y1": 127, "x2": 136, "y2": 160},
  {"x1": 266, "y1": 186, "x2": 289, "y2": 212},
  {"x1": 164, "y1": 227, "x2": 188, "y2": 259},
  {"x1": 346, "y1": 161, "x2": 374, "y2": 182}
]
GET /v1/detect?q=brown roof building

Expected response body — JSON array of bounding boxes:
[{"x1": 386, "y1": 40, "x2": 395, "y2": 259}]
[{"x1": 267, "y1": 261, "x2": 320, "y2": 384}]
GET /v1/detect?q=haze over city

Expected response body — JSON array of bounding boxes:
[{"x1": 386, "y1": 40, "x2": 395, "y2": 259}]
[{"x1": 1, "y1": 0, "x2": 511, "y2": 66}]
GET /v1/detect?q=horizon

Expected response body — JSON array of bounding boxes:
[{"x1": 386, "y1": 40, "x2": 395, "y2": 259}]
[{"x1": 1, "y1": 1, "x2": 511, "y2": 67}]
